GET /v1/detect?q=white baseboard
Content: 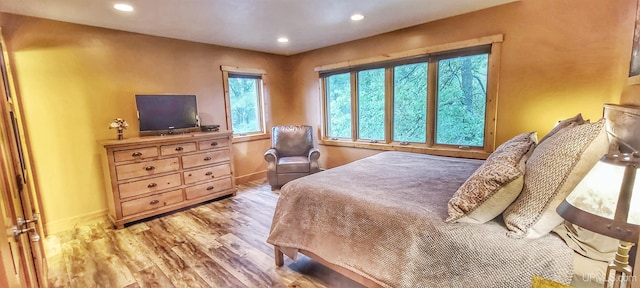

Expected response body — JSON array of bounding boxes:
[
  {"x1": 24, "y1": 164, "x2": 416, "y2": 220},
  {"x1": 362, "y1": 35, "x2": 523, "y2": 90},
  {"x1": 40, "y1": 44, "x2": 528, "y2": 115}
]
[
  {"x1": 44, "y1": 209, "x2": 109, "y2": 236},
  {"x1": 235, "y1": 170, "x2": 266, "y2": 184}
]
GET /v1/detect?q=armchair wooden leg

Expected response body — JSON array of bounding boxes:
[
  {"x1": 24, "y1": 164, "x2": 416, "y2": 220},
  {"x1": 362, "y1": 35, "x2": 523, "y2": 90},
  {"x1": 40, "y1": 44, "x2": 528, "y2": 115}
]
[{"x1": 274, "y1": 246, "x2": 284, "y2": 267}]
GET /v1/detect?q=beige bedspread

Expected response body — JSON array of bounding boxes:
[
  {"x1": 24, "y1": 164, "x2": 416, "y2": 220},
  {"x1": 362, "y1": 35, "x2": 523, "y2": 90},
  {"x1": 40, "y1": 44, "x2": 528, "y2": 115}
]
[{"x1": 267, "y1": 151, "x2": 574, "y2": 287}]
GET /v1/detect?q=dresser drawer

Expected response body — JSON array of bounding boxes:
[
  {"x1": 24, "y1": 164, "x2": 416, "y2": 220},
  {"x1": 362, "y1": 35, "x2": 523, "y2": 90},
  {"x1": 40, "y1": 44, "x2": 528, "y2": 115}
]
[
  {"x1": 114, "y1": 147, "x2": 158, "y2": 162},
  {"x1": 116, "y1": 158, "x2": 180, "y2": 180},
  {"x1": 182, "y1": 150, "x2": 230, "y2": 169},
  {"x1": 183, "y1": 164, "x2": 231, "y2": 184},
  {"x1": 185, "y1": 178, "x2": 233, "y2": 200},
  {"x1": 121, "y1": 189, "x2": 183, "y2": 217},
  {"x1": 161, "y1": 142, "x2": 196, "y2": 156},
  {"x1": 118, "y1": 173, "x2": 182, "y2": 199},
  {"x1": 198, "y1": 138, "x2": 229, "y2": 151}
]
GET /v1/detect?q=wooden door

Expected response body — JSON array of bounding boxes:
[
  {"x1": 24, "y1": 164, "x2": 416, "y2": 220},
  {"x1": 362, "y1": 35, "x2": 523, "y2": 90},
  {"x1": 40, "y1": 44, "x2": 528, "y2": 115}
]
[{"x1": 0, "y1": 28, "x2": 47, "y2": 287}]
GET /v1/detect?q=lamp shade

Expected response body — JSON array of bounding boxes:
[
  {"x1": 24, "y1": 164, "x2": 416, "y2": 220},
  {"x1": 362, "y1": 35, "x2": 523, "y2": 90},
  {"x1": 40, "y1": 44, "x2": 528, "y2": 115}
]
[{"x1": 556, "y1": 153, "x2": 640, "y2": 243}]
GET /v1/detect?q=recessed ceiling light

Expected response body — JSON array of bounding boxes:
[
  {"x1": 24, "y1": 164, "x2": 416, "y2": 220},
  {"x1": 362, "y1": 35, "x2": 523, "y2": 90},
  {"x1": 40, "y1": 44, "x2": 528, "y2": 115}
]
[
  {"x1": 277, "y1": 37, "x2": 289, "y2": 43},
  {"x1": 351, "y1": 14, "x2": 364, "y2": 21},
  {"x1": 114, "y1": 3, "x2": 134, "y2": 12}
]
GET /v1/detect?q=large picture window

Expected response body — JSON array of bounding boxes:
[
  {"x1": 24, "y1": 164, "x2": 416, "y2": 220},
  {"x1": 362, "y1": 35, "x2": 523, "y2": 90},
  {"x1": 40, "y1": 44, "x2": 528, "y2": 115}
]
[{"x1": 318, "y1": 36, "x2": 501, "y2": 157}]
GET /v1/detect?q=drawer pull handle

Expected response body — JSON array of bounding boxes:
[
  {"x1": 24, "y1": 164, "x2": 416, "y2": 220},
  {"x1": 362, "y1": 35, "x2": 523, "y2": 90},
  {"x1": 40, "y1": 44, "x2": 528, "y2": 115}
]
[
  {"x1": 147, "y1": 183, "x2": 157, "y2": 188},
  {"x1": 206, "y1": 186, "x2": 214, "y2": 191},
  {"x1": 132, "y1": 152, "x2": 143, "y2": 157},
  {"x1": 145, "y1": 166, "x2": 155, "y2": 171},
  {"x1": 205, "y1": 171, "x2": 213, "y2": 176},
  {"x1": 211, "y1": 142, "x2": 218, "y2": 147},
  {"x1": 175, "y1": 147, "x2": 184, "y2": 151},
  {"x1": 149, "y1": 199, "x2": 160, "y2": 205},
  {"x1": 204, "y1": 157, "x2": 212, "y2": 161}
]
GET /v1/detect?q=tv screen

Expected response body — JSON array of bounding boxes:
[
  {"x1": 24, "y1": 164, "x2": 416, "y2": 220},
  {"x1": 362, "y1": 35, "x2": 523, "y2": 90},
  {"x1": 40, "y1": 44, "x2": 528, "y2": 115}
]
[{"x1": 136, "y1": 94, "x2": 198, "y2": 132}]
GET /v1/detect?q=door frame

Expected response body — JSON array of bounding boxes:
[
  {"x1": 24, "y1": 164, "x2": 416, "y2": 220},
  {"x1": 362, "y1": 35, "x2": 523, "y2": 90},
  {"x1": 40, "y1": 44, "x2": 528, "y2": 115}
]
[{"x1": 0, "y1": 27, "x2": 47, "y2": 288}]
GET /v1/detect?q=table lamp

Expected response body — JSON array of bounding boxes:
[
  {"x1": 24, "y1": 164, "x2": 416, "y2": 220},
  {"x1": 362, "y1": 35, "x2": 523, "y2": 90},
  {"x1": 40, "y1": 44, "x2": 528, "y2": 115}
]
[{"x1": 557, "y1": 152, "x2": 640, "y2": 288}]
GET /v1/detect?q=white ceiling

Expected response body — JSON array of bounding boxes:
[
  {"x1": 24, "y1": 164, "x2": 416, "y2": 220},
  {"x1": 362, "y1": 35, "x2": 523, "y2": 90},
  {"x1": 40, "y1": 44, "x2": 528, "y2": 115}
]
[{"x1": 0, "y1": 0, "x2": 517, "y2": 55}]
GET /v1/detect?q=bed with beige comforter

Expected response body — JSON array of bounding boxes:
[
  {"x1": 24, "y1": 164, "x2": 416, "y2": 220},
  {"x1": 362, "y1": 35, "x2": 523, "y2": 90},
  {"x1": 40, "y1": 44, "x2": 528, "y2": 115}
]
[{"x1": 267, "y1": 151, "x2": 573, "y2": 288}]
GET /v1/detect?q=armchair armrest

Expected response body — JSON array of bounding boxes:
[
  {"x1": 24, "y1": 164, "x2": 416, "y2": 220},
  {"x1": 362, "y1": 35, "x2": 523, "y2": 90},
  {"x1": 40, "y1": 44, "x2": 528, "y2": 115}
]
[
  {"x1": 308, "y1": 148, "x2": 320, "y2": 161},
  {"x1": 264, "y1": 148, "x2": 279, "y2": 187},
  {"x1": 308, "y1": 148, "x2": 320, "y2": 173},
  {"x1": 264, "y1": 148, "x2": 278, "y2": 163}
]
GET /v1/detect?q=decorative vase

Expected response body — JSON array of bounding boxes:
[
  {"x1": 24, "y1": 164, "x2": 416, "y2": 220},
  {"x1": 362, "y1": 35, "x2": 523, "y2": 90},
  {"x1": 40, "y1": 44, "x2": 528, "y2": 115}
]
[{"x1": 117, "y1": 127, "x2": 124, "y2": 140}]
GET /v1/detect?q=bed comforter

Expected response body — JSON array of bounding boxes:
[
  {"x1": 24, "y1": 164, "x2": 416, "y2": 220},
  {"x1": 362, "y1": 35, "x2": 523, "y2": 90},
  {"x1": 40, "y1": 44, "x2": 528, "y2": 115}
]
[{"x1": 267, "y1": 151, "x2": 573, "y2": 287}]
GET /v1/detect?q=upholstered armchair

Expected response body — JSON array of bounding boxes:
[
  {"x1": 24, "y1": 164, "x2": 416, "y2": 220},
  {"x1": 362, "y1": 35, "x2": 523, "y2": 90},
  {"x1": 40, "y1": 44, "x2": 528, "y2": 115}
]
[{"x1": 264, "y1": 125, "x2": 321, "y2": 190}]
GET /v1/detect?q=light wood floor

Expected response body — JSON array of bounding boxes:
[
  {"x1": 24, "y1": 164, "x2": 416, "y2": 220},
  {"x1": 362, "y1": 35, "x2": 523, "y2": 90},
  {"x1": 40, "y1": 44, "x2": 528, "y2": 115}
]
[{"x1": 45, "y1": 180, "x2": 364, "y2": 288}]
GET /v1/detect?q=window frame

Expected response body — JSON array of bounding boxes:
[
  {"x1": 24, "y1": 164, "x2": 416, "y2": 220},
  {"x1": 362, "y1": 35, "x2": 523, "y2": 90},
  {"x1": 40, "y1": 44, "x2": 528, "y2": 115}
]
[
  {"x1": 221, "y1": 66, "x2": 270, "y2": 142},
  {"x1": 317, "y1": 35, "x2": 502, "y2": 159}
]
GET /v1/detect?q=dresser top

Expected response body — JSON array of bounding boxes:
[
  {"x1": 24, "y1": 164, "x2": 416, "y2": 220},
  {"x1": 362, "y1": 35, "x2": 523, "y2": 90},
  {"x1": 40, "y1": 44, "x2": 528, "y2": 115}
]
[{"x1": 101, "y1": 131, "x2": 232, "y2": 148}]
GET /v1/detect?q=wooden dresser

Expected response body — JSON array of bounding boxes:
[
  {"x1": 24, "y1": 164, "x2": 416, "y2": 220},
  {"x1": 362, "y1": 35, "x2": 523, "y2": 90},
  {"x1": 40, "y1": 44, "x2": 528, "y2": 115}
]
[{"x1": 101, "y1": 132, "x2": 236, "y2": 228}]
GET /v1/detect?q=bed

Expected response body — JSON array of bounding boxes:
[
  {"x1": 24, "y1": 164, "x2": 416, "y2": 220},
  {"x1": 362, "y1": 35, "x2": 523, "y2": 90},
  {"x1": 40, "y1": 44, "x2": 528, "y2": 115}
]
[{"x1": 267, "y1": 108, "x2": 624, "y2": 287}]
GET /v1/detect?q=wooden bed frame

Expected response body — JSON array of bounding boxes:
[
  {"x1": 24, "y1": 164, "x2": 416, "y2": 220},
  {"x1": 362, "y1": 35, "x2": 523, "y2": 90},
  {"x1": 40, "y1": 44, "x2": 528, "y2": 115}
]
[{"x1": 274, "y1": 245, "x2": 384, "y2": 288}]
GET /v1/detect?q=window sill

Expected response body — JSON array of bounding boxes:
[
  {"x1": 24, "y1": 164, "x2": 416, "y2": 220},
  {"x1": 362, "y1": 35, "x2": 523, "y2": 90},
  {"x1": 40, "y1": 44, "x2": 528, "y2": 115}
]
[
  {"x1": 232, "y1": 133, "x2": 270, "y2": 143},
  {"x1": 318, "y1": 139, "x2": 491, "y2": 160}
]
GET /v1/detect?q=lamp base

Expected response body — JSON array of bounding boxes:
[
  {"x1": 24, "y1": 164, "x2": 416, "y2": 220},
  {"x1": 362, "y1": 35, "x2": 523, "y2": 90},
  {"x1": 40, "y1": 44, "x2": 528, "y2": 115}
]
[{"x1": 604, "y1": 241, "x2": 634, "y2": 288}]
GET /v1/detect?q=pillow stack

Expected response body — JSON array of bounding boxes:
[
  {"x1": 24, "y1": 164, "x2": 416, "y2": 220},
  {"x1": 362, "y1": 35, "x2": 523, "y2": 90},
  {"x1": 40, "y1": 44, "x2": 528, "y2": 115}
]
[{"x1": 446, "y1": 113, "x2": 609, "y2": 240}]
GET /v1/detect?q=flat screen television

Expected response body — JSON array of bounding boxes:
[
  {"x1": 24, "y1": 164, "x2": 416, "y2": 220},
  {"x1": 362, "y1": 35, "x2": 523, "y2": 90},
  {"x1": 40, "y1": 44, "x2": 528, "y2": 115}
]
[{"x1": 135, "y1": 94, "x2": 199, "y2": 135}]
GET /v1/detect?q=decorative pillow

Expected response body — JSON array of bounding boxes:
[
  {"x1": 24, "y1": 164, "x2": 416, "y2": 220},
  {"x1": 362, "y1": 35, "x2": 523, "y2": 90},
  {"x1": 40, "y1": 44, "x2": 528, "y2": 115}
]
[
  {"x1": 539, "y1": 113, "x2": 585, "y2": 144},
  {"x1": 503, "y1": 119, "x2": 608, "y2": 238},
  {"x1": 552, "y1": 221, "x2": 617, "y2": 262},
  {"x1": 446, "y1": 132, "x2": 537, "y2": 224}
]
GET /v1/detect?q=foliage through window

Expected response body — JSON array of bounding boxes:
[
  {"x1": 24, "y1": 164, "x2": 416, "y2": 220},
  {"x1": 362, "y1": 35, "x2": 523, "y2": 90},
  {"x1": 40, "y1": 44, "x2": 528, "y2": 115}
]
[
  {"x1": 227, "y1": 73, "x2": 264, "y2": 135},
  {"x1": 394, "y1": 63, "x2": 427, "y2": 143},
  {"x1": 436, "y1": 54, "x2": 488, "y2": 147},
  {"x1": 321, "y1": 44, "x2": 494, "y2": 152},
  {"x1": 358, "y1": 68, "x2": 385, "y2": 141},
  {"x1": 326, "y1": 73, "x2": 351, "y2": 138}
]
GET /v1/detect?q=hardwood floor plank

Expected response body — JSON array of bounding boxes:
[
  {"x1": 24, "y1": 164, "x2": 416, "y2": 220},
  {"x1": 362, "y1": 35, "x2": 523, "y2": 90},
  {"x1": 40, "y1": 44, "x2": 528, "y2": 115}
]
[
  {"x1": 215, "y1": 233, "x2": 308, "y2": 286},
  {"x1": 131, "y1": 264, "x2": 176, "y2": 288},
  {"x1": 86, "y1": 237, "x2": 137, "y2": 287},
  {"x1": 172, "y1": 241, "x2": 247, "y2": 287},
  {"x1": 133, "y1": 223, "x2": 211, "y2": 288},
  {"x1": 204, "y1": 236, "x2": 286, "y2": 288},
  {"x1": 46, "y1": 180, "x2": 364, "y2": 288},
  {"x1": 189, "y1": 204, "x2": 274, "y2": 256}
]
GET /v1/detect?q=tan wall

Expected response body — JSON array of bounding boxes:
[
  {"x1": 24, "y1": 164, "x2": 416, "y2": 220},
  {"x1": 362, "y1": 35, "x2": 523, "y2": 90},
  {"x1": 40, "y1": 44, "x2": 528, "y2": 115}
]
[
  {"x1": 0, "y1": 13, "x2": 287, "y2": 234},
  {"x1": 1, "y1": 0, "x2": 639, "y2": 233},
  {"x1": 289, "y1": 0, "x2": 638, "y2": 167}
]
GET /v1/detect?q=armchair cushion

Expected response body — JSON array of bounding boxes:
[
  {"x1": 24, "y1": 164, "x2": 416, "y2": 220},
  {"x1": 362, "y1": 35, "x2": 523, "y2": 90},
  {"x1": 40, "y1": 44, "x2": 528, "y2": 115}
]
[{"x1": 278, "y1": 156, "x2": 311, "y2": 173}]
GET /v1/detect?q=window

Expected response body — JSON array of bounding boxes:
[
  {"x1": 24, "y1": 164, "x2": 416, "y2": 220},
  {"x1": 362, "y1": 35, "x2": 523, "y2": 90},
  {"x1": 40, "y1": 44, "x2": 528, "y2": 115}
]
[
  {"x1": 393, "y1": 62, "x2": 427, "y2": 143},
  {"x1": 221, "y1": 66, "x2": 268, "y2": 139},
  {"x1": 326, "y1": 73, "x2": 352, "y2": 139},
  {"x1": 319, "y1": 36, "x2": 501, "y2": 156},
  {"x1": 357, "y1": 68, "x2": 385, "y2": 141},
  {"x1": 436, "y1": 53, "x2": 488, "y2": 147}
]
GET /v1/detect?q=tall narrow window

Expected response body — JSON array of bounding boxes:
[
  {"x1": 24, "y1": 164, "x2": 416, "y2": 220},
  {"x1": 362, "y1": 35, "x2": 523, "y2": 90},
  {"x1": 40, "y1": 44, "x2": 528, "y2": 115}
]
[
  {"x1": 228, "y1": 74, "x2": 263, "y2": 134},
  {"x1": 435, "y1": 53, "x2": 488, "y2": 147},
  {"x1": 357, "y1": 68, "x2": 385, "y2": 141},
  {"x1": 326, "y1": 73, "x2": 352, "y2": 139},
  {"x1": 393, "y1": 62, "x2": 427, "y2": 143}
]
